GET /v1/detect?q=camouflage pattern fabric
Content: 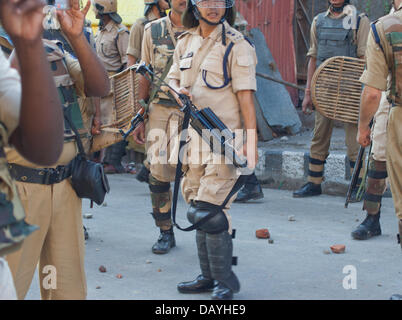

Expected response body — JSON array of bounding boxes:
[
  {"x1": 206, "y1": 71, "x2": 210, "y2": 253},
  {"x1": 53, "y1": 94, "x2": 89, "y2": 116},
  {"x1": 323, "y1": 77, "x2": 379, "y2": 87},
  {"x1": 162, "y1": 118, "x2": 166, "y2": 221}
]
[
  {"x1": 0, "y1": 125, "x2": 38, "y2": 256},
  {"x1": 363, "y1": 157, "x2": 387, "y2": 215}
]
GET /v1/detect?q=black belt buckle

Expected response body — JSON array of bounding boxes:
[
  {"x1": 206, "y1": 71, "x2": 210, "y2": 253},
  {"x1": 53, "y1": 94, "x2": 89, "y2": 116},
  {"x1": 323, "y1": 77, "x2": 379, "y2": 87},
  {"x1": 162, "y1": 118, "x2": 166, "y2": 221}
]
[{"x1": 41, "y1": 168, "x2": 54, "y2": 185}]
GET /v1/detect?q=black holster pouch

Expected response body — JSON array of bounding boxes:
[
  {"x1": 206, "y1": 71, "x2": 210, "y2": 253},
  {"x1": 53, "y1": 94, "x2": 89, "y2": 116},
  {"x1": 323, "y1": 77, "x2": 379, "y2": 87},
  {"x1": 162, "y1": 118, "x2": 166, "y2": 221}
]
[
  {"x1": 70, "y1": 153, "x2": 110, "y2": 205},
  {"x1": 65, "y1": 109, "x2": 110, "y2": 205}
]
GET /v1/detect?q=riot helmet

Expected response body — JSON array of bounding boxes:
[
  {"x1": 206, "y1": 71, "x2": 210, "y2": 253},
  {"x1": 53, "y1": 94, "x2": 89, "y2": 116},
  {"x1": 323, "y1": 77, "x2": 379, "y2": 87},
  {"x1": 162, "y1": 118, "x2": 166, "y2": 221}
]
[
  {"x1": 92, "y1": 0, "x2": 123, "y2": 24},
  {"x1": 182, "y1": 0, "x2": 236, "y2": 28},
  {"x1": 144, "y1": 0, "x2": 170, "y2": 17}
]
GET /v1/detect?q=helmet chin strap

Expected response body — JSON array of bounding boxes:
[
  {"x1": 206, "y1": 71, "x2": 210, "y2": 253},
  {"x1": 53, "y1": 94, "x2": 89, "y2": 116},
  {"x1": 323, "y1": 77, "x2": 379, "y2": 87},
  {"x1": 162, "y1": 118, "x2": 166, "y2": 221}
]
[
  {"x1": 156, "y1": 2, "x2": 167, "y2": 17},
  {"x1": 193, "y1": 6, "x2": 228, "y2": 45}
]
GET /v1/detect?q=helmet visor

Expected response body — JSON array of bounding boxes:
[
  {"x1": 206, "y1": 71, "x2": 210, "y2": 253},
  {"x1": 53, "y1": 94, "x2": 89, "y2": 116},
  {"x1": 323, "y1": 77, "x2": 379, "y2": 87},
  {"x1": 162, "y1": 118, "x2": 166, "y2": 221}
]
[{"x1": 193, "y1": 0, "x2": 234, "y2": 9}]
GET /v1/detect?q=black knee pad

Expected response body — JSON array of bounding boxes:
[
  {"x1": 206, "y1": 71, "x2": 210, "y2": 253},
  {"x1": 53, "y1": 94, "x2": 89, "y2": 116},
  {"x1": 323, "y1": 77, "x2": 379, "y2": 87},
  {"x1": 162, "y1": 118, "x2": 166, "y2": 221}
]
[{"x1": 187, "y1": 201, "x2": 228, "y2": 234}]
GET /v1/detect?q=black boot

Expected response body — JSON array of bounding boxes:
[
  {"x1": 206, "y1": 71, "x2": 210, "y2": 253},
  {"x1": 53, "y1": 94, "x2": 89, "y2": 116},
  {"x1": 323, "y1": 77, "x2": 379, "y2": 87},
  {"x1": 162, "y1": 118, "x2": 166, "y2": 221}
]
[
  {"x1": 293, "y1": 182, "x2": 322, "y2": 198},
  {"x1": 351, "y1": 212, "x2": 381, "y2": 240},
  {"x1": 206, "y1": 231, "x2": 240, "y2": 300},
  {"x1": 234, "y1": 184, "x2": 264, "y2": 203},
  {"x1": 177, "y1": 275, "x2": 216, "y2": 293},
  {"x1": 211, "y1": 282, "x2": 234, "y2": 300},
  {"x1": 136, "y1": 164, "x2": 150, "y2": 184},
  {"x1": 152, "y1": 228, "x2": 176, "y2": 254}
]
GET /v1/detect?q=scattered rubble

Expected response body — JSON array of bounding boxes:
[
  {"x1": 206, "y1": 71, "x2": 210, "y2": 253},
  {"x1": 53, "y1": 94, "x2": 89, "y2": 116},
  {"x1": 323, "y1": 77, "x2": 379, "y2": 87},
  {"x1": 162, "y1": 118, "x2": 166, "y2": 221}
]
[
  {"x1": 288, "y1": 215, "x2": 296, "y2": 222},
  {"x1": 330, "y1": 245, "x2": 346, "y2": 254},
  {"x1": 83, "y1": 213, "x2": 93, "y2": 219},
  {"x1": 268, "y1": 239, "x2": 274, "y2": 244},
  {"x1": 256, "y1": 228, "x2": 270, "y2": 239},
  {"x1": 116, "y1": 274, "x2": 123, "y2": 279},
  {"x1": 99, "y1": 265, "x2": 107, "y2": 273}
]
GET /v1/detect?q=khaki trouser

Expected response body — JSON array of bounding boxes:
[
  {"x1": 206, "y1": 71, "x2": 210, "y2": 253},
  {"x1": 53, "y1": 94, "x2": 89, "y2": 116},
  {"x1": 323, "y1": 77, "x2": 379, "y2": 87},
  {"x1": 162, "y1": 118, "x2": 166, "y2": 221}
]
[
  {"x1": 181, "y1": 128, "x2": 239, "y2": 233},
  {"x1": 6, "y1": 179, "x2": 86, "y2": 300},
  {"x1": 371, "y1": 93, "x2": 390, "y2": 162},
  {"x1": 146, "y1": 102, "x2": 182, "y2": 183},
  {"x1": 386, "y1": 106, "x2": 402, "y2": 220},
  {"x1": 308, "y1": 112, "x2": 360, "y2": 184}
]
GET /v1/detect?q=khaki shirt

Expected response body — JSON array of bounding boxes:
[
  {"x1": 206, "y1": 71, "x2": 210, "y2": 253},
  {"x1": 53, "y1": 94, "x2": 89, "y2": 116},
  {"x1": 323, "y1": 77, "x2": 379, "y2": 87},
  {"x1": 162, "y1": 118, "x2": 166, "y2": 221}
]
[
  {"x1": 359, "y1": 4, "x2": 402, "y2": 92},
  {"x1": 95, "y1": 21, "x2": 129, "y2": 72},
  {"x1": 141, "y1": 14, "x2": 186, "y2": 85},
  {"x1": 168, "y1": 21, "x2": 257, "y2": 131},
  {"x1": 307, "y1": 7, "x2": 370, "y2": 58},
  {"x1": 0, "y1": 50, "x2": 21, "y2": 141},
  {"x1": 127, "y1": 11, "x2": 159, "y2": 61},
  {"x1": 6, "y1": 40, "x2": 86, "y2": 168}
]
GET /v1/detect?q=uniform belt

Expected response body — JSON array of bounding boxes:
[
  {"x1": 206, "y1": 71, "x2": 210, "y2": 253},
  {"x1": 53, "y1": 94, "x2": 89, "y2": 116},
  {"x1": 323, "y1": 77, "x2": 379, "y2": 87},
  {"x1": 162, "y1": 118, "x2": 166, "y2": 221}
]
[{"x1": 8, "y1": 163, "x2": 72, "y2": 185}]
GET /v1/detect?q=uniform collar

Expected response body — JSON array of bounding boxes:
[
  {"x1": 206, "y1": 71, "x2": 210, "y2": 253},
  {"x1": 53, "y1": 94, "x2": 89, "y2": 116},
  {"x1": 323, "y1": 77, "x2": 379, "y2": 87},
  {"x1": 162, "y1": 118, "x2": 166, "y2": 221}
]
[
  {"x1": 104, "y1": 20, "x2": 116, "y2": 32},
  {"x1": 191, "y1": 20, "x2": 230, "y2": 42}
]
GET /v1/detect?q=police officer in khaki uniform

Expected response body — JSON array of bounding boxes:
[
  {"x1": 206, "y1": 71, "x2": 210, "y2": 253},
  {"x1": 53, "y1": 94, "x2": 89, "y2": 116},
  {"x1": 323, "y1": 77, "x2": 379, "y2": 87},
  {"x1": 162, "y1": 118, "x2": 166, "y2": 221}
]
[
  {"x1": 351, "y1": 92, "x2": 390, "y2": 240},
  {"x1": 293, "y1": 0, "x2": 370, "y2": 198},
  {"x1": 5, "y1": 0, "x2": 110, "y2": 300},
  {"x1": 94, "y1": 0, "x2": 129, "y2": 174},
  {"x1": 132, "y1": 0, "x2": 187, "y2": 254},
  {"x1": 43, "y1": 17, "x2": 102, "y2": 240},
  {"x1": 357, "y1": 0, "x2": 402, "y2": 300},
  {"x1": 167, "y1": 0, "x2": 258, "y2": 300},
  {"x1": 126, "y1": 0, "x2": 170, "y2": 182},
  {"x1": 127, "y1": 0, "x2": 170, "y2": 66},
  {"x1": 0, "y1": 0, "x2": 65, "y2": 299}
]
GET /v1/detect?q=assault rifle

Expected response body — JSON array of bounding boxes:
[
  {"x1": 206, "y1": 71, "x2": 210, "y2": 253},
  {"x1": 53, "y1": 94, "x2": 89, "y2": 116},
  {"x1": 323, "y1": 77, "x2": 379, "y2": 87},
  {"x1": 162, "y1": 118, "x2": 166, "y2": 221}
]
[
  {"x1": 119, "y1": 107, "x2": 146, "y2": 140},
  {"x1": 344, "y1": 120, "x2": 373, "y2": 208},
  {"x1": 130, "y1": 62, "x2": 247, "y2": 168},
  {"x1": 345, "y1": 145, "x2": 365, "y2": 208}
]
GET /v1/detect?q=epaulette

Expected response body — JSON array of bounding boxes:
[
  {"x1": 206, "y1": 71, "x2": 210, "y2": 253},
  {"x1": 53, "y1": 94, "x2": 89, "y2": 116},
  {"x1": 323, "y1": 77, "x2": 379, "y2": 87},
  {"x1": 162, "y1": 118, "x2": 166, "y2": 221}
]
[
  {"x1": 225, "y1": 28, "x2": 245, "y2": 44},
  {"x1": 177, "y1": 30, "x2": 190, "y2": 40},
  {"x1": 144, "y1": 17, "x2": 167, "y2": 31},
  {"x1": 117, "y1": 24, "x2": 129, "y2": 33},
  {"x1": 137, "y1": 17, "x2": 149, "y2": 26}
]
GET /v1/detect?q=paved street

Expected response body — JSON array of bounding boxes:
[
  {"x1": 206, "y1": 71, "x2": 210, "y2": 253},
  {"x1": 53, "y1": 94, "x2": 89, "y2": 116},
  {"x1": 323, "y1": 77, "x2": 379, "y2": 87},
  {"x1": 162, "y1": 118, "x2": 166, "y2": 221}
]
[{"x1": 25, "y1": 173, "x2": 401, "y2": 300}]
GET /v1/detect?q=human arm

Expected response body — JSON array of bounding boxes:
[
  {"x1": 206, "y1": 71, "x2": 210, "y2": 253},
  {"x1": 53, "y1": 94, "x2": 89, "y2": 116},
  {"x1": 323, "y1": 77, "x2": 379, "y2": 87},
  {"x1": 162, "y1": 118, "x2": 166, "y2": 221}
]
[
  {"x1": 57, "y1": 0, "x2": 110, "y2": 97},
  {"x1": 357, "y1": 27, "x2": 389, "y2": 147},
  {"x1": 91, "y1": 97, "x2": 102, "y2": 135},
  {"x1": 357, "y1": 86, "x2": 382, "y2": 147},
  {"x1": 237, "y1": 90, "x2": 258, "y2": 169},
  {"x1": 1, "y1": 0, "x2": 64, "y2": 165}
]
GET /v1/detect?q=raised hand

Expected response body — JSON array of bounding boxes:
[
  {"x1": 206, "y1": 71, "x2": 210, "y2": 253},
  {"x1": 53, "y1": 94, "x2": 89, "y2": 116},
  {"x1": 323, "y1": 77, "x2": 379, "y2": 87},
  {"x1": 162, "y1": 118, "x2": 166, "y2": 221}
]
[
  {"x1": 56, "y1": 0, "x2": 91, "y2": 40},
  {"x1": 0, "y1": 0, "x2": 46, "y2": 43}
]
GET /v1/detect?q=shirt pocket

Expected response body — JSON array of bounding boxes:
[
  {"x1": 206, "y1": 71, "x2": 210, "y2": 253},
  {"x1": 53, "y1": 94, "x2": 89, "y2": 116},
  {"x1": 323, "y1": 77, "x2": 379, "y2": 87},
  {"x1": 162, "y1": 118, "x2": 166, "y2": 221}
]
[
  {"x1": 101, "y1": 42, "x2": 119, "y2": 59},
  {"x1": 179, "y1": 55, "x2": 194, "y2": 88},
  {"x1": 201, "y1": 57, "x2": 225, "y2": 89}
]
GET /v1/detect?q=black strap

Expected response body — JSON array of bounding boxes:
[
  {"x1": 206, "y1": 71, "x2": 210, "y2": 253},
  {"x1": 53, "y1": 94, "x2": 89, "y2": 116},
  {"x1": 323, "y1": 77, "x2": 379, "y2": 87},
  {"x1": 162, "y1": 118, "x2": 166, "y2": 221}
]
[
  {"x1": 171, "y1": 103, "x2": 192, "y2": 231},
  {"x1": 63, "y1": 108, "x2": 86, "y2": 158}
]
